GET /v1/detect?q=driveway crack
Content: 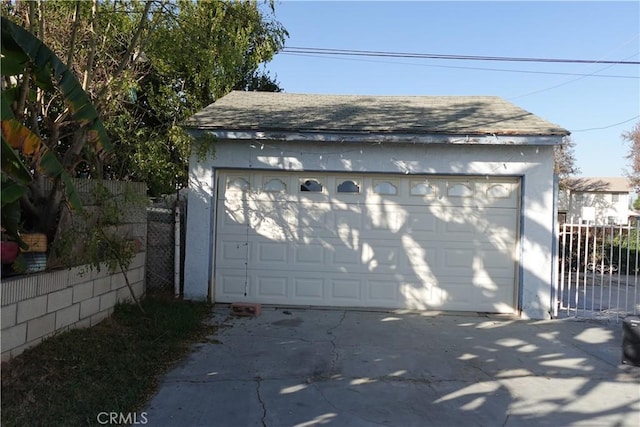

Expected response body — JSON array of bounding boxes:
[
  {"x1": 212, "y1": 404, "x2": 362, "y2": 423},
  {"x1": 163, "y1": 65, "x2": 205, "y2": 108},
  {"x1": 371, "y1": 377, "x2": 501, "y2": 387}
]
[
  {"x1": 327, "y1": 311, "x2": 346, "y2": 375},
  {"x1": 255, "y1": 376, "x2": 267, "y2": 427}
]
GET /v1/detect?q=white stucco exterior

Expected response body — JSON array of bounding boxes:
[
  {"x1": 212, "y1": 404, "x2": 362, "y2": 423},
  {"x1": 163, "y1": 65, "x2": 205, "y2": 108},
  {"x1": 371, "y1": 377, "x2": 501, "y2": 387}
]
[
  {"x1": 559, "y1": 189, "x2": 631, "y2": 225},
  {"x1": 184, "y1": 137, "x2": 558, "y2": 319}
]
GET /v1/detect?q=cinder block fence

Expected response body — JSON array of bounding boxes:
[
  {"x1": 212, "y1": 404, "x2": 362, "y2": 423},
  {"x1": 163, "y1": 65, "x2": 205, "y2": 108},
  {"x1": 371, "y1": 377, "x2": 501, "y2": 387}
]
[
  {"x1": 1, "y1": 179, "x2": 147, "y2": 361},
  {"x1": 1, "y1": 253, "x2": 145, "y2": 361}
]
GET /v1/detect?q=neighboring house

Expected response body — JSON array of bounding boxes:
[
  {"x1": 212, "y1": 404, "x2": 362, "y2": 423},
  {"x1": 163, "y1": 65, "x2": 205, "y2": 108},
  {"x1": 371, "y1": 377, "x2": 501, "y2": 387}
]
[
  {"x1": 183, "y1": 91, "x2": 568, "y2": 319},
  {"x1": 558, "y1": 177, "x2": 633, "y2": 225}
]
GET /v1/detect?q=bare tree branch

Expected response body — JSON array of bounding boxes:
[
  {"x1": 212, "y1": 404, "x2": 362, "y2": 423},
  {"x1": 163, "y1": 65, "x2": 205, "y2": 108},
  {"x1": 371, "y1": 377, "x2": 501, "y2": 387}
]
[
  {"x1": 67, "y1": 1, "x2": 81, "y2": 69},
  {"x1": 82, "y1": 0, "x2": 98, "y2": 91},
  {"x1": 95, "y1": 0, "x2": 153, "y2": 104}
]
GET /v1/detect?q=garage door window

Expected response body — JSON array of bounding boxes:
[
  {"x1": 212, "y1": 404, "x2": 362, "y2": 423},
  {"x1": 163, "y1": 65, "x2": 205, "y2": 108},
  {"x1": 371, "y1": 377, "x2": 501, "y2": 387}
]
[
  {"x1": 300, "y1": 179, "x2": 323, "y2": 192},
  {"x1": 410, "y1": 181, "x2": 435, "y2": 196},
  {"x1": 448, "y1": 183, "x2": 473, "y2": 197},
  {"x1": 373, "y1": 181, "x2": 397, "y2": 195},
  {"x1": 487, "y1": 183, "x2": 511, "y2": 198},
  {"x1": 227, "y1": 177, "x2": 250, "y2": 191},
  {"x1": 337, "y1": 180, "x2": 360, "y2": 193},
  {"x1": 264, "y1": 178, "x2": 287, "y2": 193}
]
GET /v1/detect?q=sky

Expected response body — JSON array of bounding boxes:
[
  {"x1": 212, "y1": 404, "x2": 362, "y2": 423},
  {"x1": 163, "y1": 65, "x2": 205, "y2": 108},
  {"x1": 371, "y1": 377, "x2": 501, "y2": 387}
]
[{"x1": 263, "y1": 1, "x2": 640, "y2": 178}]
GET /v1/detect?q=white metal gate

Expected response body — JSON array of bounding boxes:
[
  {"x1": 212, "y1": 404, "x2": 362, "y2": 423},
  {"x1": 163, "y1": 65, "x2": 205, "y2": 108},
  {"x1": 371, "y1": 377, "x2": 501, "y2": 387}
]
[{"x1": 556, "y1": 223, "x2": 640, "y2": 319}]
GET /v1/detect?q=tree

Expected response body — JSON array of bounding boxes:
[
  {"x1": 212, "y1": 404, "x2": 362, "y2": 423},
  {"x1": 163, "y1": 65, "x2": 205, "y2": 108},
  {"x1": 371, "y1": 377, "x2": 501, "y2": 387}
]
[
  {"x1": 554, "y1": 136, "x2": 580, "y2": 188},
  {"x1": 623, "y1": 121, "x2": 640, "y2": 190},
  {"x1": 2, "y1": 0, "x2": 288, "y2": 197},
  {"x1": 1, "y1": 14, "x2": 112, "y2": 242},
  {"x1": 126, "y1": 0, "x2": 287, "y2": 194}
]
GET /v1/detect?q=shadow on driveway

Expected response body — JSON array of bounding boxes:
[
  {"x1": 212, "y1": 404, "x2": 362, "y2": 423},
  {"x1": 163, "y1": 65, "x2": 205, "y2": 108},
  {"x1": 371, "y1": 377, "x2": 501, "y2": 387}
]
[{"x1": 143, "y1": 307, "x2": 640, "y2": 427}]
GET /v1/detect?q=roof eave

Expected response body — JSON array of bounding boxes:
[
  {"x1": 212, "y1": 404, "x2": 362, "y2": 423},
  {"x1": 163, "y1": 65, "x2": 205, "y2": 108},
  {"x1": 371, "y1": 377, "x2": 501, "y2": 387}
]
[{"x1": 187, "y1": 128, "x2": 566, "y2": 145}]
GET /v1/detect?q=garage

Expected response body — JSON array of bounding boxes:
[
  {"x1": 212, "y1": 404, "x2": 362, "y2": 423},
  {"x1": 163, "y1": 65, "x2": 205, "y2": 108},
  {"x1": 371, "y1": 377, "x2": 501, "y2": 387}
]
[
  {"x1": 184, "y1": 91, "x2": 569, "y2": 318},
  {"x1": 215, "y1": 171, "x2": 520, "y2": 313}
]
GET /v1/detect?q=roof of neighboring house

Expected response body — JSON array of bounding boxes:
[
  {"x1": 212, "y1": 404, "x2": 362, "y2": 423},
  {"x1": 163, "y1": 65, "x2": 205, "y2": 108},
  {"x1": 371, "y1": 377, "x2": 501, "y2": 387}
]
[
  {"x1": 565, "y1": 177, "x2": 633, "y2": 193},
  {"x1": 185, "y1": 91, "x2": 569, "y2": 136}
]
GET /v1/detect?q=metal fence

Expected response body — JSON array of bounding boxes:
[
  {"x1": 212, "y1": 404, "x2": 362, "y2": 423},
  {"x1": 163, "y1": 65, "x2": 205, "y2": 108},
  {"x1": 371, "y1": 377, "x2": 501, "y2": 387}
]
[
  {"x1": 557, "y1": 223, "x2": 640, "y2": 319},
  {"x1": 145, "y1": 198, "x2": 186, "y2": 293}
]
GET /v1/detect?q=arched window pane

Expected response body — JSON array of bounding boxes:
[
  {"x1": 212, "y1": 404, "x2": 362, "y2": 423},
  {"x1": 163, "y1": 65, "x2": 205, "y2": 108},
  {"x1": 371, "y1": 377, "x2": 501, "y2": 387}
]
[
  {"x1": 337, "y1": 180, "x2": 360, "y2": 193},
  {"x1": 448, "y1": 183, "x2": 473, "y2": 197},
  {"x1": 487, "y1": 184, "x2": 510, "y2": 198},
  {"x1": 411, "y1": 182, "x2": 434, "y2": 196},
  {"x1": 374, "y1": 181, "x2": 397, "y2": 195},
  {"x1": 264, "y1": 178, "x2": 286, "y2": 192},
  {"x1": 300, "y1": 179, "x2": 323, "y2": 192},
  {"x1": 228, "y1": 177, "x2": 249, "y2": 191}
]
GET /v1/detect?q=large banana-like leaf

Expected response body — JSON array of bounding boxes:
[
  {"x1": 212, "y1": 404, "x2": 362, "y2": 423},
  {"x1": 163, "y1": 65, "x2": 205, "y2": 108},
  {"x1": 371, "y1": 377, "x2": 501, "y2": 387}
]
[
  {"x1": 1, "y1": 119, "x2": 41, "y2": 155},
  {"x1": 0, "y1": 136, "x2": 30, "y2": 244},
  {"x1": 0, "y1": 178, "x2": 27, "y2": 207},
  {"x1": 39, "y1": 151, "x2": 83, "y2": 212},
  {"x1": 1, "y1": 16, "x2": 112, "y2": 152},
  {"x1": 1, "y1": 136, "x2": 32, "y2": 185}
]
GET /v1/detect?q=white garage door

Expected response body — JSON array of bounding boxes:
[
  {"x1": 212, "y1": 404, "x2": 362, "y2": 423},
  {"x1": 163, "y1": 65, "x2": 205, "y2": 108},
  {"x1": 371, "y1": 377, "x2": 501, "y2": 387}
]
[{"x1": 214, "y1": 171, "x2": 520, "y2": 313}]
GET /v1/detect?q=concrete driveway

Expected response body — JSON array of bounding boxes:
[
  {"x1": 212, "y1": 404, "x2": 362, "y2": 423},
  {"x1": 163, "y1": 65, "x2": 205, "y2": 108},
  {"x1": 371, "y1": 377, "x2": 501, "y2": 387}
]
[{"x1": 143, "y1": 307, "x2": 640, "y2": 427}]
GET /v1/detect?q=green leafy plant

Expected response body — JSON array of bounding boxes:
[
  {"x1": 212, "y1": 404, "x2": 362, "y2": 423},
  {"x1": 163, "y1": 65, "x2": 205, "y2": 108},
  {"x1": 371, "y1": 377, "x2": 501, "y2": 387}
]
[
  {"x1": 1, "y1": 18, "x2": 143, "y2": 304},
  {"x1": 1, "y1": 16, "x2": 112, "y2": 245},
  {"x1": 51, "y1": 181, "x2": 147, "y2": 311}
]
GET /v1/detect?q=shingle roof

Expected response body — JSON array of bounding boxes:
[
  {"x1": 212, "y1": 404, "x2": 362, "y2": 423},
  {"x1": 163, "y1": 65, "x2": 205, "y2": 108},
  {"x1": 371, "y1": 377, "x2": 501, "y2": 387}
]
[
  {"x1": 185, "y1": 91, "x2": 569, "y2": 136},
  {"x1": 565, "y1": 177, "x2": 633, "y2": 193}
]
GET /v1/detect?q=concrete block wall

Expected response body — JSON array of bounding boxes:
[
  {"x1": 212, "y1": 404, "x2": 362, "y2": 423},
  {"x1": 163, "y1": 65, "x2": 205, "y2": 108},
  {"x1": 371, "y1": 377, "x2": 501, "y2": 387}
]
[
  {"x1": 1, "y1": 179, "x2": 148, "y2": 361},
  {"x1": 1, "y1": 252, "x2": 146, "y2": 361}
]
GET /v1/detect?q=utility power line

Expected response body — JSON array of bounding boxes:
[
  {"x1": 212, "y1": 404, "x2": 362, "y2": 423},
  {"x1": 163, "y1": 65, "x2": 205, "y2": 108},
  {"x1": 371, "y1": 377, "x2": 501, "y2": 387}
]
[
  {"x1": 282, "y1": 52, "x2": 638, "y2": 79},
  {"x1": 282, "y1": 46, "x2": 640, "y2": 65},
  {"x1": 570, "y1": 115, "x2": 640, "y2": 132}
]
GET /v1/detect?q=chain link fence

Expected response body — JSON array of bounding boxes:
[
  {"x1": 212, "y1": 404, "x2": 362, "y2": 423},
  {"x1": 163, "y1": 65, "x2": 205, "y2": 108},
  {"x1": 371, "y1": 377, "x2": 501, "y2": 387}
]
[{"x1": 145, "y1": 195, "x2": 186, "y2": 293}]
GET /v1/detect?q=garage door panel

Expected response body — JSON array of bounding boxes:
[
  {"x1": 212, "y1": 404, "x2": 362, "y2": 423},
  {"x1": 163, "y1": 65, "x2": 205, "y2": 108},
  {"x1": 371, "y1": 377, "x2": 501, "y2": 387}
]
[
  {"x1": 256, "y1": 275, "x2": 288, "y2": 298},
  {"x1": 297, "y1": 205, "x2": 332, "y2": 229},
  {"x1": 365, "y1": 207, "x2": 408, "y2": 233},
  {"x1": 294, "y1": 277, "x2": 325, "y2": 299},
  {"x1": 331, "y1": 242, "x2": 361, "y2": 267},
  {"x1": 257, "y1": 241, "x2": 288, "y2": 263},
  {"x1": 293, "y1": 243, "x2": 326, "y2": 264},
  {"x1": 405, "y1": 213, "x2": 438, "y2": 233},
  {"x1": 331, "y1": 279, "x2": 363, "y2": 301},
  {"x1": 215, "y1": 172, "x2": 519, "y2": 313},
  {"x1": 480, "y1": 249, "x2": 516, "y2": 270},
  {"x1": 222, "y1": 204, "x2": 248, "y2": 226},
  {"x1": 443, "y1": 218, "x2": 477, "y2": 234},
  {"x1": 403, "y1": 246, "x2": 439, "y2": 273},
  {"x1": 481, "y1": 208, "x2": 518, "y2": 228},
  {"x1": 333, "y1": 211, "x2": 364, "y2": 233},
  {"x1": 363, "y1": 243, "x2": 400, "y2": 272},
  {"x1": 368, "y1": 279, "x2": 400, "y2": 303},
  {"x1": 219, "y1": 240, "x2": 249, "y2": 264},
  {"x1": 218, "y1": 274, "x2": 248, "y2": 298},
  {"x1": 442, "y1": 248, "x2": 475, "y2": 270}
]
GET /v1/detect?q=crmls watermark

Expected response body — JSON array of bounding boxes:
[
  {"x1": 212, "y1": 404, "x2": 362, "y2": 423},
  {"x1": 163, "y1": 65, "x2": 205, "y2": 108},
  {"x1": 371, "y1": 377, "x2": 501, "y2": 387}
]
[{"x1": 97, "y1": 412, "x2": 148, "y2": 425}]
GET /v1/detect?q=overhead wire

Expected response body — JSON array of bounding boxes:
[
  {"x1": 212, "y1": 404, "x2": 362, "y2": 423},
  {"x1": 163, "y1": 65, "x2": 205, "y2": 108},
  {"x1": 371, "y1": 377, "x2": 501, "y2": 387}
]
[
  {"x1": 570, "y1": 115, "x2": 640, "y2": 132},
  {"x1": 277, "y1": 43, "x2": 640, "y2": 135},
  {"x1": 508, "y1": 33, "x2": 640, "y2": 99},
  {"x1": 282, "y1": 46, "x2": 640, "y2": 65},
  {"x1": 508, "y1": 52, "x2": 640, "y2": 100},
  {"x1": 281, "y1": 52, "x2": 638, "y2": 79}
]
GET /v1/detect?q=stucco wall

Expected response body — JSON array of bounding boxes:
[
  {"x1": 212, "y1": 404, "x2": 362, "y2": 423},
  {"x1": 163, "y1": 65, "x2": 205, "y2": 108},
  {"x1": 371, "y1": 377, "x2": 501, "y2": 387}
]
[
  {"x1": 559, "y1": 190, "x2": 630, "y2": 225},
  {"x1": 184, "y1": 139, "x2": 558, "y2": 319}
]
